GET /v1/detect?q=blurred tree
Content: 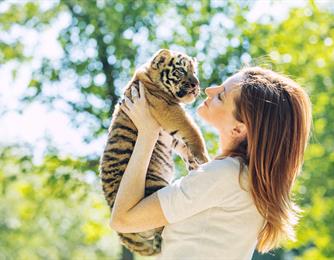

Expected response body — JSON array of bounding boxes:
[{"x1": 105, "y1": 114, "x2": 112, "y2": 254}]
[
  {"x1": 0, "y1": 1, "x2": 61, "y2": 64},
  {"x1": 0, "y1": 145, "x2": 121, "y2": 260}
]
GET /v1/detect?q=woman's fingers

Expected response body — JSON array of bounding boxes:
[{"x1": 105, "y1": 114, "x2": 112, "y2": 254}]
[
  {"x1": 131, "y1": 86, "x2": 139, "y2": 99},
  {"x1": 121, "y1": 82, "x2": 146, "y2": 116},
  {"x1": 138, "y1": 81, "x2": 145, "y2": 99},
  {"x1": 123, "y1": 96, "x2": 133, "y2": 109},
  {"x1": 120, "y1": 101, "x2": 129, "y2": 115}
]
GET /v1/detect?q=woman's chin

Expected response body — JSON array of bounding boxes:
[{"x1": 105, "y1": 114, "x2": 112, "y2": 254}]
[
  {"x1": 196, "y1": 106, "x2": 204, "y2": 117},
  {"x1": 196, "y1": 107, "x2": 209, "y2": 122}
]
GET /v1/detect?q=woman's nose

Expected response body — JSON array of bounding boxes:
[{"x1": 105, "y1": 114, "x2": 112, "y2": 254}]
[{"x1": 205, "y1": 86, "x2": 221, "y2": 97}]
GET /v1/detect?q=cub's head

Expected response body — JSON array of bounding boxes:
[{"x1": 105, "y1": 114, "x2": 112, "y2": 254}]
[{"x1": 148, "y1": 49, "x2": 200, "y2": 104}]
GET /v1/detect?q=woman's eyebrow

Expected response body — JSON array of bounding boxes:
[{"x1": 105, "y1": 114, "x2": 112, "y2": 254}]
[
  {"x1": 221, "y1": 86, "x2": 226, "y2": 96},
  {"x1": 217, "y1": 86, "x2": 225, "y2": 101}
]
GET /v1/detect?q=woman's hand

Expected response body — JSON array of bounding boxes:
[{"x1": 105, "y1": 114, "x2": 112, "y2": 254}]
[{"x1": 121, "y1": 81, "x2": 161, "y2": 136}]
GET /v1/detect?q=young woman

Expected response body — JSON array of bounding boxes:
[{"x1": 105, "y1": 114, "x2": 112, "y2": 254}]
[{"x1": 110, "y1": 67, "x2": 312, "y2": 259}]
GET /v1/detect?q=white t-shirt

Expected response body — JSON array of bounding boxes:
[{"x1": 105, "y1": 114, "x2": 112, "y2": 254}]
[{"x1": 156, "y1": 157, "x2": 264, "y2": 260}]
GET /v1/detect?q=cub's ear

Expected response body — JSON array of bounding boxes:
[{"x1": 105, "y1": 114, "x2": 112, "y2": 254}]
[
  {"x1": 191, "y1": 57, "x2": 198, "y2": 65},
  {"x1": 191, "y1": 57, "x2": 198, "y2": 74},
  {"x1": 151, "y1": 49, "x2": 171, "y2": 70}
]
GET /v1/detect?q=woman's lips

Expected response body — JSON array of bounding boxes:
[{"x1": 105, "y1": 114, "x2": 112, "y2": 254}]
[{"x1": 204, "y1": 100, "x2": 208, "y2": 107}]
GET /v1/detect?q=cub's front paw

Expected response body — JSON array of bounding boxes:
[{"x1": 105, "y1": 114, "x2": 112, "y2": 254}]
[
  {"x1": 188, "y1": 146, "x2": 209, "y2": 165},
  {"x1": 194, "y1": 152, "x2": 210, "y2": 165},
  {"x1": 186, "y1": 154, "x2": 200, "y2": 171}
]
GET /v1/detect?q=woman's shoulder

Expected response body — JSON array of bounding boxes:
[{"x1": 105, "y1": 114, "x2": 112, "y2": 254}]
[
  {"x1": 197, "y1": 156, "x2": 248, "y2": 189},
  {"x1": 202, "y1": 156, "x2": 246, "y2": 173}
]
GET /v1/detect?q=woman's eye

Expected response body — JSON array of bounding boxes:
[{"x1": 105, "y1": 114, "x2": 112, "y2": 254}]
[{"x1": 218, "y1": 93, "x2": 224, "y2": 101}]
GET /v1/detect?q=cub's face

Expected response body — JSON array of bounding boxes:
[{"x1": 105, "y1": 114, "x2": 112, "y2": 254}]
[{"x1": 150, "y1": 49, "x2": 200, "y2": 104}]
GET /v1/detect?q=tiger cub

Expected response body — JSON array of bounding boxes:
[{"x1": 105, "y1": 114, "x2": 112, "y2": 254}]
[{"x1": 100, "y1": 49, "x2": 209, "y2": 256}]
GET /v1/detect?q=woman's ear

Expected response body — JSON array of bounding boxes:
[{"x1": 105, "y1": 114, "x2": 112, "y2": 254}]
[{"x1": 232, "y1": 122, "x2": 247, "y2": 140}]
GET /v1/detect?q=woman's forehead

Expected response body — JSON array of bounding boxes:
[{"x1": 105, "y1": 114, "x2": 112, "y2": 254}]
[{"x1": 222, "y1": 73, "x2": 242, "y2": 95}]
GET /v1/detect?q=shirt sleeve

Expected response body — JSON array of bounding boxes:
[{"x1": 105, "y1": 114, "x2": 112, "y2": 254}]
[{"x1": 157, "y1": 157, "x2": 243, "y2": 223}]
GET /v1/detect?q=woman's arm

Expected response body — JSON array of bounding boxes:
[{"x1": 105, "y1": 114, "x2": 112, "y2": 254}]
[
  {"x1": 110, "y1": 83, "x2": 168, "y2": 233},
  {"x1": 110, "y1": 130, "x2": 169, "y2": 233}
]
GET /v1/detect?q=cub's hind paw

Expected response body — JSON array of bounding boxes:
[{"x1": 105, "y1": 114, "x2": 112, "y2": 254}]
[{"x1": 153, "y1": 233, "x2": 162, "y2": 252}]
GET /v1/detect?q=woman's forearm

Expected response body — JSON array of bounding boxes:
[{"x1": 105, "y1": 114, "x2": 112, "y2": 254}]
[{"x1": 111, "y1": 130, "x2": 159, "y2": 222}]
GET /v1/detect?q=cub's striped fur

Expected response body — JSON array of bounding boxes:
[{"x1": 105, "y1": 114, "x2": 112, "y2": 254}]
[{"x1": 100, "y1": 49, "x2": 209, "y2": 256}]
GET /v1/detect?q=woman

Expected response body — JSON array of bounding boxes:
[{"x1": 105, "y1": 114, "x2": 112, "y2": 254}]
[{"x1": 110, "y1": 67, "x2": 312, "y2": 259}]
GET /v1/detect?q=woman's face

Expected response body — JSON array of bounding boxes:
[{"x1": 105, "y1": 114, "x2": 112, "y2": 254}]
[{"x1": 197, "y1": 73, "x2": 246, "y2": 151}]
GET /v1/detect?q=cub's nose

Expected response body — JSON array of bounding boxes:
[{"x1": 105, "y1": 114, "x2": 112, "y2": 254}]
[{"x1": 188, "y1": 75, "x2": 199, "y2": 88}]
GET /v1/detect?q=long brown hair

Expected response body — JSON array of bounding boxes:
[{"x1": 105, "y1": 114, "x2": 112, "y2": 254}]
[{"x1": 222, "y1": 67, "x2": 312, "y2": 253}]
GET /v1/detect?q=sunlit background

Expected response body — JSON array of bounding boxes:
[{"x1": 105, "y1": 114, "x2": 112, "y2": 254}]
[{"x1": 1, "y1": 0, "x2": 333, "y2": 259}]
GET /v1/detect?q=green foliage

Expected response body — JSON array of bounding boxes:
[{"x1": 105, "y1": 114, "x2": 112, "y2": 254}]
[
  {"x1": 0, "y1": 146, "x2": 121, "y2": 259},
  {"x1": 0, "y1": 1, "x2": 61, "y2": 64}
]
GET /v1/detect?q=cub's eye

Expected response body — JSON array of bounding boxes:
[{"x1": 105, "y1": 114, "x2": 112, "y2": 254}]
[{"x1": 174, "y1": 68, "x2": 186, "y2": 76}]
